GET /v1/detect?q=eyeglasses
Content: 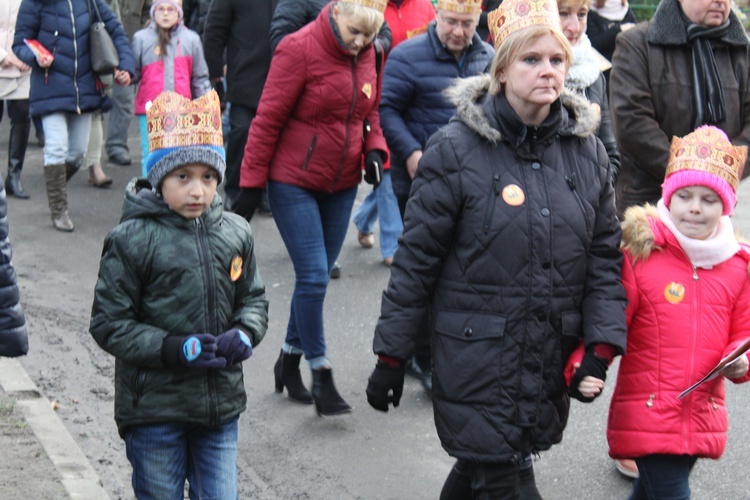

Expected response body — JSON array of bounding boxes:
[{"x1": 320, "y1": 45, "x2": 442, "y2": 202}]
[
  {"x1": 439, "y1": 12, "x2": 477, "y2": 31},
  {"x1": 156, "y1": 6, "x2": 177, "y2": 14}
]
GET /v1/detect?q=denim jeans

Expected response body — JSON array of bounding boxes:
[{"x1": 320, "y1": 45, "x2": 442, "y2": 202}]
[
  {"x1": 352, "y1": 171, "x2": 403, "y2": 259},
  {"x1": 630, "y1": 454, "x2": 697, "y2": 500},
  {"x1": 105, "y1": 82, "x2": 134, "y2": 158},
  {"x1": 124, "y1": 417, "x2": 239, "y2": 500},
  {"x1": 41, "y1": 112, "x2": 92, "y2": 167},
  {"x1": 267, "y1": 180, "x2": 357, "y2": 368}
]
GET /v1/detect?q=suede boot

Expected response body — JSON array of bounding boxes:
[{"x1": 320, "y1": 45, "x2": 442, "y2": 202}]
[
  {"x1": 5, "y1": 119, "x2": 30, "y2": 199},
  {"x1": 311, "y1": 368, "x2": 352, "y2": 416},
  {"x1": 44, "y1": 164, "x2": 74, "y2": 232},
  {"x1": 274, "y1": 349, "x2": 313, "y2": 404}
]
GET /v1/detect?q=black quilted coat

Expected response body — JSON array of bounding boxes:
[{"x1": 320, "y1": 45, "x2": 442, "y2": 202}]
[{"x1": 373, "y1": 75, "x2": 627, "y2": 463}]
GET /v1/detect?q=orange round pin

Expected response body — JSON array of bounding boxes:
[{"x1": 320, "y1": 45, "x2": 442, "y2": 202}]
[
  {"x1": 664, "y1": 282, "x2": 685, "y2": 304},
  {"x1": 230, "y1": 255, "x2": 243, "y2": 282},
  {"x1": 502, "y1": 184, "x2": 525, "y2": 206}
]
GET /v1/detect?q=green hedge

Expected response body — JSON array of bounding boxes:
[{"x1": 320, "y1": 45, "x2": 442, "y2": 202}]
[{"x1": 629, "y1": 1, "x2": 750, "y2": 26}]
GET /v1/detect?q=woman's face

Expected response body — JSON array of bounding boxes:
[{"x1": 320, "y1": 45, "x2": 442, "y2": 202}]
[
  {"x1": 333, "y1": 8, "x2": 378, "y2": 56},
  {"x1": 679, "y1": 0, "x2": 730, "y2": 27},
  {"x1": 559, "y1": 1, "x2": 589, "y2": 45},
  {"x1": 498, "y1": 33, "x2": 567, "y2": 124}
]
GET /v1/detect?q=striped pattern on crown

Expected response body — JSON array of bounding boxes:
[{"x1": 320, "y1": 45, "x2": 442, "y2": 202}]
[{"x1": 437, "y1": 0, "x2": 482, "y2": 14}]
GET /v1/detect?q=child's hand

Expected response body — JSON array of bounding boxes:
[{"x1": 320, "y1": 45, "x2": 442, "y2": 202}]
[
  {"x1": 569, "y1": 352, "x2": 609, "y2": 402},
  {"x1": 721, "y1": 354, "x2": 749, "y2": 379},
  {"x1": 576, "y1": 375, "x2": 605, "y2": 399},
  {"x1": 114, "y1": 69, "x2": 130, "y2": 86},
  {"x1": 215, "y1": 328, "x2": 253, "y2": 365}
]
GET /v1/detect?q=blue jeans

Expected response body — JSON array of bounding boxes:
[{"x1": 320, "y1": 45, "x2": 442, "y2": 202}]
[
  {"x1": 124, "y1": 417, "x2": 239, "y2": 500},
  {"x1": 41, "y1": 112, "x2": 92, "y2": 167},
  {"x1": 630, "y1": 454, "x2": 697, "y2": 500},
  {"x1": 267, "y1": 180, "x2": 357, "y2": 368},
  {"x1": 352, "y1": 170, "x2": 403, "y2": 259}
]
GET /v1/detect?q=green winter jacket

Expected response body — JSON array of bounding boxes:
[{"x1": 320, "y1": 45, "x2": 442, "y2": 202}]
[{"x1": 89, "y1": 179, "x2": 268, "y2": 436}]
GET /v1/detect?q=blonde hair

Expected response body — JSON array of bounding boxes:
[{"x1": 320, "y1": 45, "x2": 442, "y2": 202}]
[
  {"x1": 335, "y1": 2, "x2": 385, "y2": 35},
  {"x1": 488, "y1": 26, "x2": 573, "y2": 95},
  {"x1": 557, "y1": 0, "x2": 591, "y2": 11}
]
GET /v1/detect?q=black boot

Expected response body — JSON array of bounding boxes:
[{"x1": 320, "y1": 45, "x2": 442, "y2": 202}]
[
  {"x1": 5, "y1": 117, "x2": 30, "y2": 199},
  {"x1": 274, "y1": 349, "x2": 313, "y2": 404},
  {"x1": 311, "y1": 368, "x2": 352, "y2": 416}
]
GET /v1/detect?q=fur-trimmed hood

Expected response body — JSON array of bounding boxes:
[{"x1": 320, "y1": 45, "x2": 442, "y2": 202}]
[
  {"x1": 621, "y1": 203, "x2": 750, "y2": 272},
  {"x1": 443, "y1": 74, "x2": 602, "y2": 145}
]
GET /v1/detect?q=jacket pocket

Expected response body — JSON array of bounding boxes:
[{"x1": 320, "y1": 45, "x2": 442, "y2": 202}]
[
  {"x1": 433, "y1": 310, "x2": 506, "y2": 402},
  {"x1": 301, "y1": 135, "x2": 318, "y2": 171}
]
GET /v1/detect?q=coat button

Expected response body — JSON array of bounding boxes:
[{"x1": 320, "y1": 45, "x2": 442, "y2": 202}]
[
  {"x1": 541, "y1": 208, "x2": 550, "y2": 217},
  {"x1": 531, "y1": 162, "x2": 541, "y2": 170},
  {"x1": 463, "y1": 327, "x2": 473, "y2": 337}
]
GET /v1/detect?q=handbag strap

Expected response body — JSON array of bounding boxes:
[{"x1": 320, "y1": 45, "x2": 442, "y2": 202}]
[{"x1": 88, "y1": 0, "x2": 104, "y2": 25}]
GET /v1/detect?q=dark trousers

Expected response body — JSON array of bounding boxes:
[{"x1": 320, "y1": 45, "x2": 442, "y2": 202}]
[
  {"x1": 225, "y1": 104, "x2": 256, "y2": 206},
  {"x1": 630, "y1": 454, "x2": 697, "y2": 500}
]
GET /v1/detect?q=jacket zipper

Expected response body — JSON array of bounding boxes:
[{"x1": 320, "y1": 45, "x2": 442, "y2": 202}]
[
  {"x1": 302, "y1": 135, "x2": 318, "y2": 170},
  {"x1": 483, "y1": 173, "x2": 501, "y2": 232},
  {"x1": 67, "y1": 0, "x2": 81, "y2": 114},
  {"x1": 333, "y1": 58, "x2": 358, "y2": 191},
  {"x1": 564, "y1": 173, "x2": 591, "y2": 235},
  {"x1": 194, "y1": 218, "x2": 219, "y2": 425}
]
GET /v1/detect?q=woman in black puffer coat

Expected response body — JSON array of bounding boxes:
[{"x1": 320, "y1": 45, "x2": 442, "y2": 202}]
[
  {"x1": 0, "y1": 183, "x2": 28, "y2": 358},
  {"x1": 365, "y1": 1, "x2": 627, "y2": 496}
]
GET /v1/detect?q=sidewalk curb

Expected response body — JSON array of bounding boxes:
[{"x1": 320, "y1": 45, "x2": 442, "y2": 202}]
[{"x1": 0, "y1": 358, "x2": 110, "y2": 499}]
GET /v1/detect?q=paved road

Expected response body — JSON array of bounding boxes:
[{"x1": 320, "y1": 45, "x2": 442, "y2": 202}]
[{"x1": 1, "y1": 116, "x2": 749, "y2": 499}]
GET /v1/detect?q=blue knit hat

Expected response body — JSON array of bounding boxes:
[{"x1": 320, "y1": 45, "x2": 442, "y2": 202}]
[{"x1": 144, "y1": 90, "x2": 226, "y2": 188}]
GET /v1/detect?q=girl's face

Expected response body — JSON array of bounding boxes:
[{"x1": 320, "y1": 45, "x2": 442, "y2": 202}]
[
  {"x1": 332, "y1": 8, "x2": 378, "y2": 56},
  {"x1": 154, "y1": 3, "x2": 180, "y2": 30},
  {"x1": 559, "y1": 1, "x2": 589, "y2": 45},
  {"x1": 497, "y1": 33, "x2": 567, "y2": 125},
  {"x1": 668, "y1": 186, "x2": 724, "y2": 240}
]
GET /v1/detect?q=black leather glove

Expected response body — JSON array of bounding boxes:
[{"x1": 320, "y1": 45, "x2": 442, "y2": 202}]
[
  {"x1": 162, "y1": 334, "x2": 227, "y2": 369},
  {"x1": 364, "y1": 151, "x2": 384, "y2": 188},
  {"x1": 215, "y1": 328, "x2": 253, "y2": 365},
  {"x1": 366, "y1": 360, "x2": 406, "y2": 412},
  {"x1": 569, "y1": 351, "x2": 608, "y2": 403},
  {"x1": 231, "y1": 188, "x2": 263, "y2": 221}
]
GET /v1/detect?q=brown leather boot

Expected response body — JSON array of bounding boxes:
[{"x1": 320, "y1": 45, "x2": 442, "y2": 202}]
[
  {"x1": 44, "y1": 164, "x2": 74, "y2": 232},
  {"x1": 88, "y1": 163, "x2": 112, "y2": 188}
]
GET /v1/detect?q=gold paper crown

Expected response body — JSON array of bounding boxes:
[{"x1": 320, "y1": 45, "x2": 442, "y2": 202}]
[
  {"x1": 340, "y1": 0, "x2": 388, "y2": 13},
  {"x1": 146, "y1": 90, "x2": 223, "y2": 154},
  {"x1": 436, "y1": 0, "x2": 482, "y2": 14},
  {"x1": 488, "y1": 0, "x2": 561, "y2": 50},
  {"x1": 666, "y1": 126, "x2": 746, "y2": 192}
]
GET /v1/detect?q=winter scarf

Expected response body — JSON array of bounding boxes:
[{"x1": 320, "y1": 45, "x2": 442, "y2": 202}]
[{"x1": 565, "y1": 34, "x2": 601, "y2": 92}]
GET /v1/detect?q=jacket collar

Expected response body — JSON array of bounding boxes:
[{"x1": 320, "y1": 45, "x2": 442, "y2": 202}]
[
  {"x1": 444, "y1": 74, "x2": 601, "y2": 145},
  {"x1": 648, "y1": 0, "x2": 749, "y2": 46},
  {"x1": 314, "y1": 3, "x2": 374, "y2": 60}
]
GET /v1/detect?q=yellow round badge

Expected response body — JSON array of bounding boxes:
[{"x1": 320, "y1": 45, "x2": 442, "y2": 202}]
[
  {"x1": 502, "y1": 184, "x2": 525, "y2": 206},
  {"x1": 664, "y1": 282, "x2": 685, "y2": 304},
  {"x1": 230, "y1": 255, "x2": 243, "y2": 282}
]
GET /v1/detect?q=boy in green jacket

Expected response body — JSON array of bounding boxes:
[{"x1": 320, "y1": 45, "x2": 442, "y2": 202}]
[{"x1": 89, "y1": 90, "x2": 268, "y2": 499}]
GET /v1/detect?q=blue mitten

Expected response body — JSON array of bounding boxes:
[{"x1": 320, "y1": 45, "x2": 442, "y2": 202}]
[
  {"x1": 162, "y1": 334, "x2": 227, "y2": 369},
  {"x1": 215, "y1": 328, "x2": 253, "y2": 365}
]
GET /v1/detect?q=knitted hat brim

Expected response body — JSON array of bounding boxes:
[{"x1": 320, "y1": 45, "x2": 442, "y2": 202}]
[{"x1": 147, "y1": 146, "x2": 226, "y2": 188}]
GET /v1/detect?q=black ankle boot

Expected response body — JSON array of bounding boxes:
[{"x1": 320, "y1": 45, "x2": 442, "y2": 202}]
[
  {"x1": 311, "y1": 368, "x2": 352, "y2": 416},
  {"x1": 274, "y1": 350, "x2": 313, "y2": 404}
]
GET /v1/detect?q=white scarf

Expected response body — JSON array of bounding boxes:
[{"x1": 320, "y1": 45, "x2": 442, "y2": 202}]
[
  {"x1": 591, "y1": 0, "x2": 631, "y2": 21},
  {"x1": 657, "y1": 199, "x2": 740, "y2": 268},
  {"x1": 565, "y1": 35, "x2": 601, "y2": 92}
]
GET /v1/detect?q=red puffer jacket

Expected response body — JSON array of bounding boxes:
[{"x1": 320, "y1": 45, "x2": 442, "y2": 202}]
[
  {"x1": 240, "y1": 3, "x2": 388, "y2": 193},
  {"x1": 607, "y1": 205, "x2": 750, "y2": 460}
]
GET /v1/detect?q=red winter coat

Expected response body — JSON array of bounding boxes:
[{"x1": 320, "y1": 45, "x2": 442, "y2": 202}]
[
  {"x1": 240, "y1": 4, "x2": 388, "y2": 193},
  {"x1": 607, "y1": 205, "x2": 750, "y2": 460},
  {"x1": 384, "y1": 0, "x2": 435, "y2": 49}
]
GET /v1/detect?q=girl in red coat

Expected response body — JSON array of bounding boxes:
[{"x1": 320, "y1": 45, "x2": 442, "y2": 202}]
[{"x1": 607, "y1": 125, "x2": 750, "y2": 499}]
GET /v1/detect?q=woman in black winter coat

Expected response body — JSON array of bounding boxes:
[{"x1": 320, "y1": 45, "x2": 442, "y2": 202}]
[{"x1": 365, "y1": 0, "x2": 627, "y2": 497}]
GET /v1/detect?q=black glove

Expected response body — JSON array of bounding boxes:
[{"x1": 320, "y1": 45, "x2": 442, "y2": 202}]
[
  {"x1": 366, "y1": 360, "x2": 406, "y2": 412},
  {"x1": 215, "y1": 328, "x2": 253, "y2": 365},
  {"x1": 364, "y1": 151, "x2": 384, "y2": 188},
  {"x1": 231, "y1": 188, "x2": 263, "y2": 221},
  {"x1": 162, "y1": 334, "x2": 227, "y2": 369},
  {"x1": 569, "y1": 351, "x2": 608, "y2": 403},
  {"x1": 212, "y1": 79, "x2": 226, "y2": 111}
]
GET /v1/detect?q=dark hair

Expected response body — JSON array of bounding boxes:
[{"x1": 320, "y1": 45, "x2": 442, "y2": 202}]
[{"x1": 157, "y1": 26, "x2": 171, "y2": 59}]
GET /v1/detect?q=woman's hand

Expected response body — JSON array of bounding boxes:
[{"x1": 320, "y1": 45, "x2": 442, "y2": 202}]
[
  {"x1": 2, "y1": 53, "x2": 31, "y2": 72},
  {"x1": 721, "y1": 354, "x2": 749, "y2": 379},
  {"x1": 36, "y1": 54, "x2": 53, "y2": 68},
  {"x1": 114, "y1": 70, "x2": 130, "y2": 86}
]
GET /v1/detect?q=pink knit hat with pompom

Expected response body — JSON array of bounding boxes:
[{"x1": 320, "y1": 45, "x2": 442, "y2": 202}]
[{"x1": 662, "y1": 126, "x2": 746, "y2": 216}]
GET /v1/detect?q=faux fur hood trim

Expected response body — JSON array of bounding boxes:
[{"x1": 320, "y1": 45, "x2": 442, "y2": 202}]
[
  {"x1": 444, "y1": 74, "x2": 601, "y2": 144},
  {"x1": 621, "y1": 203, "x2": 750, "y2": 273}
]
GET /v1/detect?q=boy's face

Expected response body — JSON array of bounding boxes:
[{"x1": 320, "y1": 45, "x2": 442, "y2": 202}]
[
  {"x1": 668, "y1": 185, "x2": 724, "y2": 240},
  {"x1": 160, "y1": 164, "x2": 219, "y2": 219}
]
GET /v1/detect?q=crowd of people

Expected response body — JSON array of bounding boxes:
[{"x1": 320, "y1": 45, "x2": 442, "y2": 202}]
[{"x1": 2, "y1": 0, "x2": 750, "y2": 497}]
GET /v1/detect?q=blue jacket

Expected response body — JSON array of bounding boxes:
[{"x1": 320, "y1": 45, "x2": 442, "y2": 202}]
[
  {"x1": 379, "y1": 21, "x2": 494, "y2": 197},
  {"x1": 13, "y1": 0, "x2": 135, "y2": 118}
]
